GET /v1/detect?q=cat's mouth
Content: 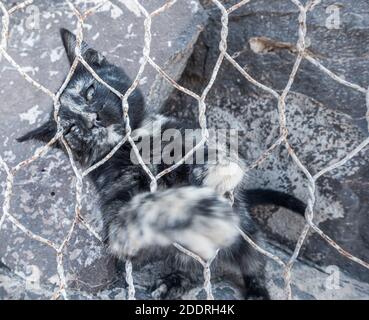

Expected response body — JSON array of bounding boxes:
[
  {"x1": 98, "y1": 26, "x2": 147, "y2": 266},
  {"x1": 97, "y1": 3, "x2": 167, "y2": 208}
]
[{"x1": 63, "y1": 121, "x2": 98, "y2": 135}]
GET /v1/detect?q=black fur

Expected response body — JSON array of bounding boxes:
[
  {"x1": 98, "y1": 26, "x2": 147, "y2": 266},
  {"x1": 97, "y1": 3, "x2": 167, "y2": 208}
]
[
  {"x1": 18, "y1": 29, "x2": 306, "y2": 300},
  {"x1": 245, "y1": 189, "x2": 306, "y2": 216}
]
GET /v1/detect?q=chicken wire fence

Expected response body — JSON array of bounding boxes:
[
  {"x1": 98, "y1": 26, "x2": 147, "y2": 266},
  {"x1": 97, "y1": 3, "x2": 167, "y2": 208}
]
[{"x1": 0, "y1": 0, "x2": 368, "y2": 300}]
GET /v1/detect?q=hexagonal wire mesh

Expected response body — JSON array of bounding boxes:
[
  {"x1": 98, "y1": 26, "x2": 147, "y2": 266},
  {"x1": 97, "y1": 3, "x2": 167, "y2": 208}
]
[{"x1": 0, "y1": 0, "x2": 369, "y2": 300}]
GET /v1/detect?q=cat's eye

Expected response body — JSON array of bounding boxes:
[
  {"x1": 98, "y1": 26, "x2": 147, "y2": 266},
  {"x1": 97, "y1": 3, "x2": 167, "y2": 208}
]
[{"x1": 85, "y1": 85, "x2": 95, "y2": 101}]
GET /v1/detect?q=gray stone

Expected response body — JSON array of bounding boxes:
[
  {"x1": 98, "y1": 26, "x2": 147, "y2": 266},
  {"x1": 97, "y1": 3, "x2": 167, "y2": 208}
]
[
  {"x1": 200, "y1": 0, "x2": 369, "y2": 130},
  {"x1": 2, "y1": 0, "x2": 369, "y2": 300},
  {"x1": 265, "y1": 244, "x2": 369, "y2": 300},
  {"x1": 2, "y1": 242, "x2": 369, "y2": 300},
  {"x1": 0, "y1": 0, "x2": 206, "y2": 299},
  {"x1": 164, "y1": 0, "x2": 369, "y2": 291}
]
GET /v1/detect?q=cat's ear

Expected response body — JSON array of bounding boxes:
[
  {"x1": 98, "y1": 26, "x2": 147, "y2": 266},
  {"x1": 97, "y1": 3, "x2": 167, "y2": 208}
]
[
  {"x1": 17, "y1": 120, "x2": 57, "y2": 144},
  {"x1": 60, "y1": 28, "x2": 106, "y2": 66}
]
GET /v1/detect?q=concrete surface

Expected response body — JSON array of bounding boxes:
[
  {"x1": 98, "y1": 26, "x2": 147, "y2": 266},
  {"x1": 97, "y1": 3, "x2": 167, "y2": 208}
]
[{"x1": 1, "y1": 0, "x2": 369, "y2": 300}]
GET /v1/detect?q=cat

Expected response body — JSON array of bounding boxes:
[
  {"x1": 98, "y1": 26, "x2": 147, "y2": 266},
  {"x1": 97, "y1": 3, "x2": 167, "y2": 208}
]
[{"x1": 18, "y1": 28, "x2": 306, "y2": 300}]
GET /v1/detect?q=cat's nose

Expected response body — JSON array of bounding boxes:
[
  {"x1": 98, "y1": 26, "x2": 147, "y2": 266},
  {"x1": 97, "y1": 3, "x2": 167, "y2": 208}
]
[{"x1": 85, "y1": 113, "x2": 97, "y2": 129}]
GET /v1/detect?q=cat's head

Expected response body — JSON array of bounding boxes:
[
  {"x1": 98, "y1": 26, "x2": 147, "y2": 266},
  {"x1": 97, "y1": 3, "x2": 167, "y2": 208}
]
[{"x1": 18, "y1": 28, "x2": 145, "y2": 167}]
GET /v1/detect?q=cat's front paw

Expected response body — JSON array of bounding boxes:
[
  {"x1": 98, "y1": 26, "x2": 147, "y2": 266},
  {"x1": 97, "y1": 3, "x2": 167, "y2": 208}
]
[{"x1": 63, "y1": 125, "x2": 85, "y2": 151}]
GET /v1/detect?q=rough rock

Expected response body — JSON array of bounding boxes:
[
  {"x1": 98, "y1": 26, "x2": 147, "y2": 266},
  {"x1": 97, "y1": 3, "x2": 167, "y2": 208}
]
[
  {"x1": 2, "y1": 242, "x2": 369, "y2": 300},
  {"x1": 265, "y1": 244, "x2": 369, "y2": 300},
  {"x1": 0, "y1": 0, "x2": 206, "y2": 299},
  {"x1": 164, "y1": 0, "x2": 369, "y2": 290},
  {"x1": 2, "y1": 0, "x2": 369, "y2": 300}
]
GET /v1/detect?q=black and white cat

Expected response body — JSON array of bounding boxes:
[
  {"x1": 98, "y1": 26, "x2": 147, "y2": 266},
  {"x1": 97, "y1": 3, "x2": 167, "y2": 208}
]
[{"x1": 18, "y1": 29, "x2": 306, "y2": 300}]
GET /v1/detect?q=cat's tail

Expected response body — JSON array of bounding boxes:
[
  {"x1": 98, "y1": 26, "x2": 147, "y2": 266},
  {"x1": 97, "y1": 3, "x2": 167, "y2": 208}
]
[
  {"x1": 244, "y1": 189, "x2": 306, "y2": 216},
  {"x1": 108, "y1": 187, "x2": 240, "y2": 261}
]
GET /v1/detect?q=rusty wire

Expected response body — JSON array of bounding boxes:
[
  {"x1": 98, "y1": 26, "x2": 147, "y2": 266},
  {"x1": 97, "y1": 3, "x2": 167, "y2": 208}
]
[{"x1": 0, "y1": 0, "x2": 369, "y2": 300}]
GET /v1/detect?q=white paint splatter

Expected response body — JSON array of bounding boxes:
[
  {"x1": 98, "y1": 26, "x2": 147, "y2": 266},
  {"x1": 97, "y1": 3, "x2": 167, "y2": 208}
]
[
  {"x1": 23, "y1": 32, "x2": 40, "y2": 47},
  {"x1": 21, "y1": 66, "x2": 39, "y2": 76},
  {"x1": 20, "y1": 105, "x2": 43, "y2": 125},
  {"x1": 3, "y1": 150, "x2": 16, "y2": 162},
  {"x1": 42, "y1": 12, "x2": 55, "y2": 19},
  {"x1": 125, "y1": 23, "x2": 136, "y2": 39},
  {"x1": 84, "y1": 23, "x2": 93, "y2": 31},
  {"x1": 111, "y1": 4, "x2": 123, "y2": 19},
  {"x1": 50, "y1": 46, "x2": 64, "y2": 63},
  {"x1": 117, "y1": 0, "x2": 142, "y2": 17},
  {"x1": 127, "y1": 23, "x2": 133, "y2": 33}
]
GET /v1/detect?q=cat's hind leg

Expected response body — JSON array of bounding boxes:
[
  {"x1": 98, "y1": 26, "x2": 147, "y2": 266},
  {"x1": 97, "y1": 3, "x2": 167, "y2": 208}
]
[
  {"x1": 231, "y1": 235, "x2": 271, "y2": 300},
  {"x1": 151, "y1": 272, "x2": 192, "y2": 300}
]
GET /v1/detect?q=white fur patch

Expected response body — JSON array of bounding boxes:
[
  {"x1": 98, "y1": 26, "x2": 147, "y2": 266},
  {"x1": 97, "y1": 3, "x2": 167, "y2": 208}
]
[{"x1": 204, "y1": 161, "x2": 244, "y2": 196}]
